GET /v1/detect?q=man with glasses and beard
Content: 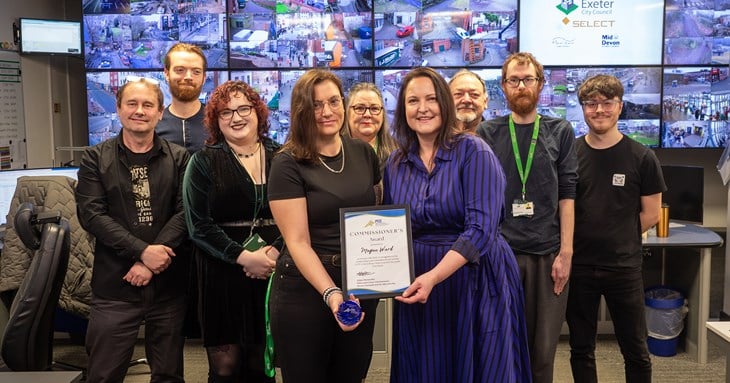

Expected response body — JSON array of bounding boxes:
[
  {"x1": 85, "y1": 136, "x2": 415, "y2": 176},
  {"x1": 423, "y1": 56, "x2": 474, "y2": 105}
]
[
  {"x1": 449, "y1": 69, "x2": 489, "y2": 133},
  {"x1": 477, "y1": 52, "x2": 578, "y2": 383},
  {"x1": 157, "y1": 43, "x2": 207, "y2": 153}
]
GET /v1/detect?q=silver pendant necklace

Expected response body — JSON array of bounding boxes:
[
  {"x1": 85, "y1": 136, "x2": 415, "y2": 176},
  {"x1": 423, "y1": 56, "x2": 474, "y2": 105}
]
[{"x1": 318, "y1": 143, "x2": 345, "y2": 173}]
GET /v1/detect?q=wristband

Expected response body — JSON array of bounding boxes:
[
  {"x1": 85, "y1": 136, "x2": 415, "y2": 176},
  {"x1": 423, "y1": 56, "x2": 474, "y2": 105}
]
[{"x1": 322, "y1": 286, "x2": 342, "y2": 305}]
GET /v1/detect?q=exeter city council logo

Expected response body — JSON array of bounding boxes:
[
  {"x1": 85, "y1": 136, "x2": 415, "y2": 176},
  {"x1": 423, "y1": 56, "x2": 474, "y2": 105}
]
[
  {"x1": 557, "y1": 0, "x2": 578, "y2": 15},
  {"x1": 556, "y1": 0, "x2": 578, "y2": 25}
]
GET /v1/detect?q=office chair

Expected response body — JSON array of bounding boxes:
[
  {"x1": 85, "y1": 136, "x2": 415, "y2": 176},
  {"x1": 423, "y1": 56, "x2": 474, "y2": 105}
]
[
  {"x1": 0, "y1": 202, "x2": 71, "y2": 371},
  {"x1": 0, "y1": 175, "x2": 94, "y2": 321}
]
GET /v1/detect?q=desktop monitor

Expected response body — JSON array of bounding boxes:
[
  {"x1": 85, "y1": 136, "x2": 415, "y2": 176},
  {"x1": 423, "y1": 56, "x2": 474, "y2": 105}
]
[
  {"x1": 660, "y1": 165, "x2": 704, "y2": 224},
  {"x1": 18, "y1": 18, "x2": 82, "y2": 56},
  {"x1": 518, "y1": 0, "x2": 664, "y2": 66}
]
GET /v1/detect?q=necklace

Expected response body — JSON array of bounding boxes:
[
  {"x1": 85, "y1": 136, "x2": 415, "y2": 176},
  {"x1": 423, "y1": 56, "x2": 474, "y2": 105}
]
[
  {"x1": 237, "y1": 142, "x2": 260, "y2": 158},
  {"x1": 235, "y1": 143, "x2": 263, "y2": 184},
  {"x1": 318, "y1": 143, "x2": 345, "y2": 174}
]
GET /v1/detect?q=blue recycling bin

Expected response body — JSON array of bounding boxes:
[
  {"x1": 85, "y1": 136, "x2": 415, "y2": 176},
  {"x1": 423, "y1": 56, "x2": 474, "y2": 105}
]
[{"x1": 645, "y1": 286, "x2": 687, "y2": 357}]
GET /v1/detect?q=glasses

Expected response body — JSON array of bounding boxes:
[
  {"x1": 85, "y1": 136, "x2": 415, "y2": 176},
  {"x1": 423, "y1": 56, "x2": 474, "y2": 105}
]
[
  {"x1": 219, "y1": 105, "x2": 254, "y2": 119},
  {"x1": 581, "y1": 99, "x2": 621, "y2": 111},
  {"x1": 124, "y1": 75, "x2": 160, "y2": 86},
  {"x1": 504, "y1": 77, "x2": 539, "y2": 88},
  {"x1": 314, "y1": 97, "x2": 343, "y2": 113},
  {"x1": 350, "y1": 105, "x2": 383, "y2": 115}
]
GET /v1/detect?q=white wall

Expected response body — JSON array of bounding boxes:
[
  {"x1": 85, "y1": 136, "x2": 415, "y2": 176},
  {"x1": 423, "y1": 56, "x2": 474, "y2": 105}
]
[{"x1": 0, "y1": 0, "x2": 80, "y2": 168}]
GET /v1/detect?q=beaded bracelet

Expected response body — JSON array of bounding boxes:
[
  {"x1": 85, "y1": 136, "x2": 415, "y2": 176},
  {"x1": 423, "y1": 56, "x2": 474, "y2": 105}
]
[
  {"x1": 322, "y1": 286, "x2": 342, "y2": 305},
  {"x1": 323, "y1": 287, "x2": 341, "y2": 304}
]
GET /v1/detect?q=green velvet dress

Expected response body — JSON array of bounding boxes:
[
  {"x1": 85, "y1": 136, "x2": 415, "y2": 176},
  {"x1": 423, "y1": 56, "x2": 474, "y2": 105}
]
[{"x1": 182, "y1": 137, "x2": 281, "y2": 381}]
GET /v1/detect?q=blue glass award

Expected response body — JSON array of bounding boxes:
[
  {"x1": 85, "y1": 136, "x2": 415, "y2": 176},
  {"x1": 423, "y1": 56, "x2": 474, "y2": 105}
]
[{"x1": 336, "y1": 300, "x2": 362, "y2": 326}]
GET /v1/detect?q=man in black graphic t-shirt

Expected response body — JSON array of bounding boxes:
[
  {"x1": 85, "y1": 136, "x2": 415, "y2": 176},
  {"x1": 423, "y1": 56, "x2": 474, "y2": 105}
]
[
  {"x1": 568, "y1": 74, "x2": 665, "y2": 383},
  {"x1": 76, "y1": 77, "x2": 190, "y2": 383}
]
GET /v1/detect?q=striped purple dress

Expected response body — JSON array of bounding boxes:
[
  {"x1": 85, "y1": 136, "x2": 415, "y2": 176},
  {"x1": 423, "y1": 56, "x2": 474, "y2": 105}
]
[{"x1": 383, "y1": 134, "x2": 531, "y2": 383}]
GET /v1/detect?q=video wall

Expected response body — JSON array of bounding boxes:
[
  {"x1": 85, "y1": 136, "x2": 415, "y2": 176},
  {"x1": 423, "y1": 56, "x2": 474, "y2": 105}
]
[{"x1": 82, "y1": 0, "x2": 730, "y2": 148}]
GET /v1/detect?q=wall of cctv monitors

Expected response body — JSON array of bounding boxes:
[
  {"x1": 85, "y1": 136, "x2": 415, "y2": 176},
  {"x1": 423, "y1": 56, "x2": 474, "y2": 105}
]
[{"x1": 82, "y1": 0, "x2": 730, "y2": 149}]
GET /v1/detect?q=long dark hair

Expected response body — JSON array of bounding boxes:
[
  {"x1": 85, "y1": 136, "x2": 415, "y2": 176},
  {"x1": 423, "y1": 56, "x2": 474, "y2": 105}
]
[
  {"x1": 391, "y1": 67, "x2": 459, "y2": 161},
  {"x1": 281, "y1": 69, "x2": 344, "y2": 163}
]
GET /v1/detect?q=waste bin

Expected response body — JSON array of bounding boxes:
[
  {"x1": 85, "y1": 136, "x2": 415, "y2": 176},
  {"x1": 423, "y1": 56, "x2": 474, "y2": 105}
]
[{"x1": 645, "y1": 286, "x2": 688, "y2": 357}]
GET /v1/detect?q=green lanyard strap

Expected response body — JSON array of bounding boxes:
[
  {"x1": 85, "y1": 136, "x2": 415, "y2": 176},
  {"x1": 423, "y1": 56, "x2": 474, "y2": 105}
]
[
  {"x1": 264, "y1": 271, "x2": 276, "y2": 378},
  {"x1": 508, "y1": 114, "x2": 541, "y2": 200}
]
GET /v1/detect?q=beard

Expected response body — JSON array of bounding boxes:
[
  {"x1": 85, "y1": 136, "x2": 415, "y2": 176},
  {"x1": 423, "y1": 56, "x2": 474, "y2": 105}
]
[
  {"x1": 506, "y1": 89, "x2": 539, "y2": 116},
  {"x1": 456, "y1": 107, "x2": 479, "y2": 123},
  {"x1": 170, "y1": 81, "x2": 202, "y2": 102}
]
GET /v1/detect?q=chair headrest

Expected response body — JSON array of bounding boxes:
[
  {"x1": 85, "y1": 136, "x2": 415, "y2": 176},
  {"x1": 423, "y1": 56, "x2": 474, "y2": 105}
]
[{"x1": 13, "y1": 202, "x2": 62, "y2": 251}]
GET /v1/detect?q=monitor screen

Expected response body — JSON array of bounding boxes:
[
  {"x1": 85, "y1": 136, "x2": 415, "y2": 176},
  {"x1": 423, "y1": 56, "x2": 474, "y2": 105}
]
[
  {"x1": 661, "y1": 66, "x2": 730, "y2": 148},
  {"x1": 86, "y1": 70, "x2": 229, "y2": 146},
  {"x1": 559, "y1": 66, "x2": 662, "y2": 147},
  {"x1": 518, "y1": 0, "x2": 664, "y2": 66},
  {"x1": 660, "y1": 165, "x2": 704, "y2": 224},
  {"x1": 78, "y1": 0, "x2": 729, "y2": 150},
  {"x1": 0, "y1": 168, "x2": 79, "y2": 226},
  {"x1": 19, "y1": 18, "x2": 82, "y2": 56},
  {"x1": 86, "y1": 69, "x2": 372, "y2": 146}
]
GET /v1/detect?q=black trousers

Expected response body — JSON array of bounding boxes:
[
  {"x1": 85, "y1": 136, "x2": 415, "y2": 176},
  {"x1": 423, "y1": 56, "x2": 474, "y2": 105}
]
[
  {"x1": 269, "y1": 254, "x2": 378, "y2": 383},
  {"x1": 85, "y1": 293, "x2": 187, "y2": 383},
  {"x1": 566, "y1": 266, "x2": 652, "y2": 383}
]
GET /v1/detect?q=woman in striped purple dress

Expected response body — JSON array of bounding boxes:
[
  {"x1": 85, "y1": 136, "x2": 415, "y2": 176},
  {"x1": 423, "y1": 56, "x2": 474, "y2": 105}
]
[{"x1": 383, "y1": 67, "x2": 532, "y2": 383}]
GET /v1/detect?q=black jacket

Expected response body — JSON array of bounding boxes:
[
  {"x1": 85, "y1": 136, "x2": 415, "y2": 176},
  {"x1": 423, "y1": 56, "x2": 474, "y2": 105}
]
[{"x1": 76, "y1": 132, "x2": 190, "y2": 302}]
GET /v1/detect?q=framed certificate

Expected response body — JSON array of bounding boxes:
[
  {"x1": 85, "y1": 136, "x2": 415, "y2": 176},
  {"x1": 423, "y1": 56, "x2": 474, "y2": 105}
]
[{"x1": 340, "y1": 204, "x2": 414, "y2": 299}]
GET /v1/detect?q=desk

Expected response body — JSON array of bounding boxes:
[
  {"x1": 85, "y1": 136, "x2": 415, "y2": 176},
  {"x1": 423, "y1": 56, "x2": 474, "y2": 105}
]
[
  {"x1": 643, "y1": 222, "x2": 723, "y2": 364},
  {"x1": 0, "y1": 371, "x2": 82, "y2": 382},
  {"x1": 706, "y1": 321, "x2": 730, "y2": 382}
]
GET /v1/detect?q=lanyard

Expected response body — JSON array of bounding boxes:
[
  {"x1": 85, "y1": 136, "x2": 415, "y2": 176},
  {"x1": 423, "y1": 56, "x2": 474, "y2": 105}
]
[
  {"x1": 508, "y1": 114, "x2": 540, "y2": 200},
  {"x1": 264, "y1": 271, "x2": 275, "y2": 378}
]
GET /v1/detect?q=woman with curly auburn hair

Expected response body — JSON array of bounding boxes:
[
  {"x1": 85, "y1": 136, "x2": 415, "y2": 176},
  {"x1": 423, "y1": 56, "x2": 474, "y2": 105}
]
[{"x1": 183, "y1": 80, "x2": 281, "y2": 383}]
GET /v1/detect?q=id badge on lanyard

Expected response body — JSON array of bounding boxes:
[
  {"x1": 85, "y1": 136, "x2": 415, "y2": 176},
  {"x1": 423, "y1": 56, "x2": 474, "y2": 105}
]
[
  {"x1": 512, "y1": 199, "x2": 534, "y2": 217},
  {"x1": 509, "y1": 114, "x2": 539, "y2": 219}
]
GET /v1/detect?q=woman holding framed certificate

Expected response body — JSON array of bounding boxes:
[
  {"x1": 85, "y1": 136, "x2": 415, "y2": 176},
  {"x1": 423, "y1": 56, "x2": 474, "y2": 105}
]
[
  {"x1": 383, "y1": 67, "x2": 532, "y2": 382},
  {"x1": 267, "y1": 69, "x2": 381, "y2": 383}
]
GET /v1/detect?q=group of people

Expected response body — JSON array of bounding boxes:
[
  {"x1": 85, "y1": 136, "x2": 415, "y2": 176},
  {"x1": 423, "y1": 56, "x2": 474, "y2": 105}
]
[{"x1": 74, "y1": 43, "x2": 665, "y2": 383}]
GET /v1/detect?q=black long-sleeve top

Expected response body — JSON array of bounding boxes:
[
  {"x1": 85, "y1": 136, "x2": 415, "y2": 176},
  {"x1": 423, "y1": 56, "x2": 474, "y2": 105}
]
[{"x1": 477, "y1": 115, "x2": 578, "y2": 255}]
